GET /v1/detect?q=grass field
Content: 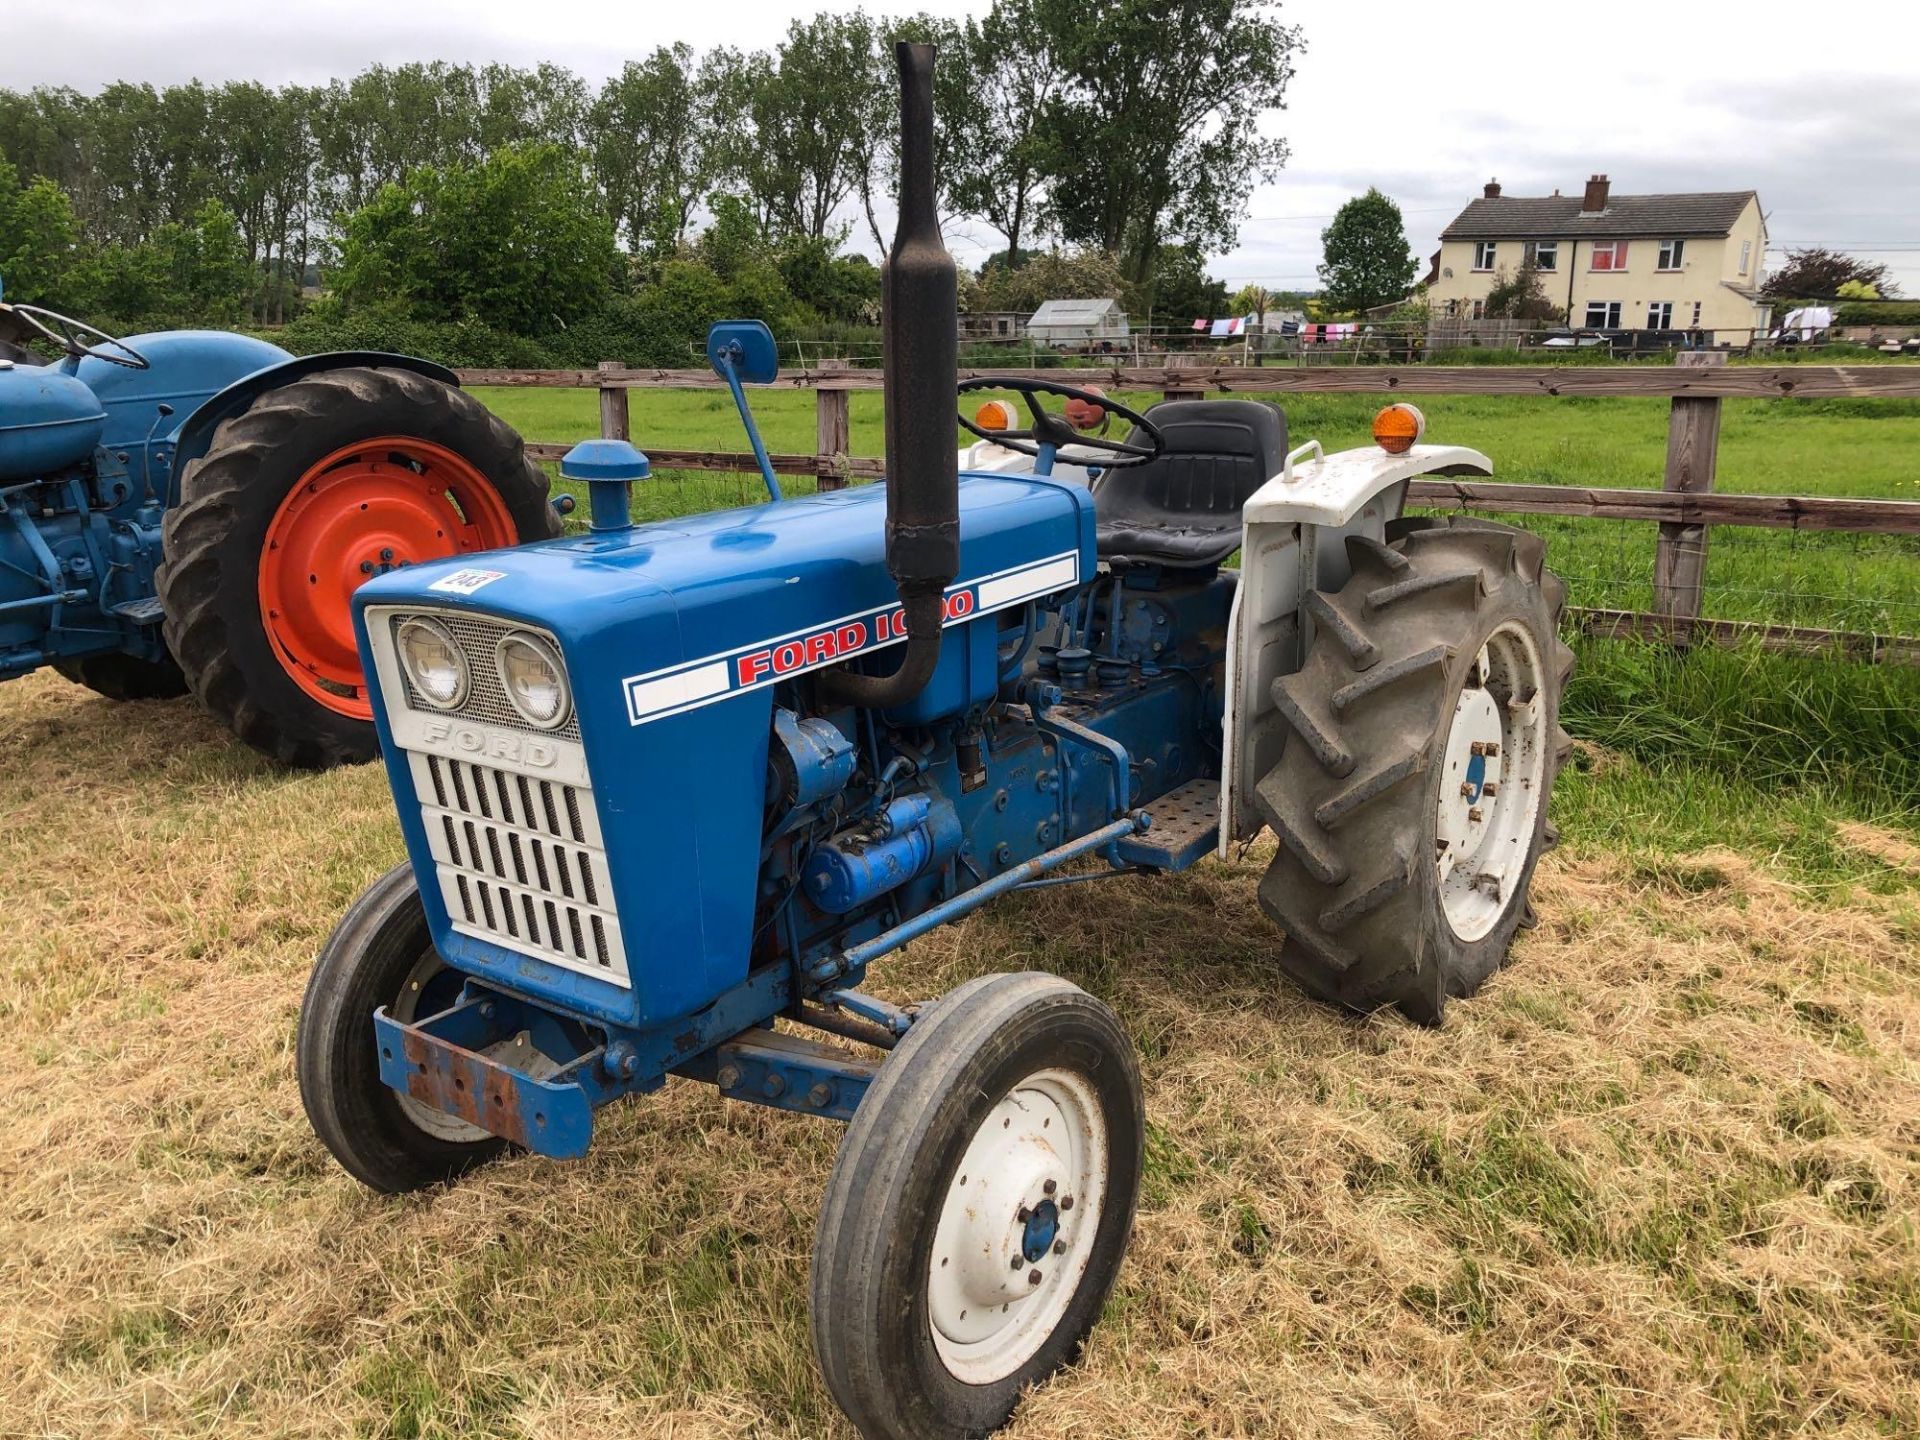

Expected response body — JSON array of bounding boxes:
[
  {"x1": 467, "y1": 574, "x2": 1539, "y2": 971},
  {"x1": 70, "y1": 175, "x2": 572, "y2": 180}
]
[{"x1": 2, "y1": 388, "x2": 1917, "y2": 1437}]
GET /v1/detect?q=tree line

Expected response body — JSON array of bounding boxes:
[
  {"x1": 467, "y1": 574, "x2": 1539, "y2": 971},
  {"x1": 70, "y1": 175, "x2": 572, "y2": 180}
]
[{"x1": 0, "y1": 0, "x2": 1302, "y2": 351}]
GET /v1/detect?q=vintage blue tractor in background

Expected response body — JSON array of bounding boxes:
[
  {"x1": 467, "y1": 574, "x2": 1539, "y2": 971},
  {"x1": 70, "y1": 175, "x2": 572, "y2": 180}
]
[
  {"x1": 0, "y1": 281, "x2": 557, "y2": 766},
  {"x1": 296, "y1": 42, "x2": 1573, "y2": 1440}
]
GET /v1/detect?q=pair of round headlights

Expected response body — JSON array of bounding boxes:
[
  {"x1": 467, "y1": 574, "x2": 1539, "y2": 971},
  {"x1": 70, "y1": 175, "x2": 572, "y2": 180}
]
[{"x1": 395, "y1": 617, "x2": 571, "y2": 730}]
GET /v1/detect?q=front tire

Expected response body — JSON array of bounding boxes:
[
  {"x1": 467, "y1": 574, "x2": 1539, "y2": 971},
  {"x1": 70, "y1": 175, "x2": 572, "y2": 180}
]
[
  {"x1": 1254, "y1": 516, "x2": 1574, "y2": 1024},
  {"x1": 297, "y1": 863, "x2": 509, "y2": 1193},
  {"x1": 159, "y1": 367, "x2": 559, "y2": 769},
  {"x1": 811, "y1": 972, "x2": 1144, "y2": 1440}
]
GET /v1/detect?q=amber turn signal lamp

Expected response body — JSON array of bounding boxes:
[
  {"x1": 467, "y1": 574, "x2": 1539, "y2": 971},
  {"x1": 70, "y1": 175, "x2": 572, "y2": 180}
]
[
  {"x1": 974, "y1": 399, "x2": 1018, "y2": 432},
  {"x1": 1372, "y1": 402, "x2": 1425, "y2": 454}
]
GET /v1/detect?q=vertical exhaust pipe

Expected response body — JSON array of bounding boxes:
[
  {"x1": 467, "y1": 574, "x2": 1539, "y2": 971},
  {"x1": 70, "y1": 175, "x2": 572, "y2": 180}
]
[{"x1": 818, "y1": 40, "x2": 958, "y2": 709}]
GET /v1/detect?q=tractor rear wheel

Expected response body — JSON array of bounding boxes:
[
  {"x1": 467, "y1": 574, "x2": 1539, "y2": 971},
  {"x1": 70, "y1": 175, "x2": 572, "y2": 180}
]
[
  {"x1": 158, "y1": 367, "x2": 558, "y2": 769},
  {"x1": 53, "y1": 650, "x2": 189, "y2": 701},
  {"x1": 1254, "y1": 516, "x2": 1573, "y2": 1024}
]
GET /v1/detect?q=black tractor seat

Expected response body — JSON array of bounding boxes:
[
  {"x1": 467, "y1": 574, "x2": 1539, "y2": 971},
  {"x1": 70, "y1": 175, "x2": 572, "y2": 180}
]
[{"x1": 1090, "y1": 399, "x2": 1288, "y2": 572}]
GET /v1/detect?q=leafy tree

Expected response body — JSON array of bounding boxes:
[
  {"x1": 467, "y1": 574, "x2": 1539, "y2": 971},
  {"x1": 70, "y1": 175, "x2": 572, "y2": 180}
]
[
  {"x1": 1230, "y1": 284, "x2": 1273, "y2": 319},
  {"x1": 591, "y1": 46, "x2": 719, "y2": 253},
  {"x1": 1317, "y1": 188, "x2": 1418, "y2": 314},
  {"x1": 1482, "y1": 262, "x2": 1559, "y2": 322},
  {"x1": 0, "y1": 161, "x2": 83, "y2": 303},
  {"x1": 1040, "y1": 0, "x2": 1302, "y2": 282},
  {"x1": 737, "y1": 13, "x2": 883, "y2": 242},
  {"x1": 777, "y1": 238, "x2": 880, "y2": 325},
  {"x1": 943, "y1": 0, "x2": 1066, "y2": 267},
  {"x1": 853, "y1": 13, "x2": 979, "y2": 257},
  {"x1": 1762, "y1": 247, "x2": 1898, "y2": 300},
  {"x1": 963, "y1": 246, "x2": 1126, "y2": 316},
  {"x1": 1130, "y1": 244, "x2": 1226, "y2": 327},
  {"x1": 333, "y1": 143, "x2": 617, "y2": 332},
  {"x1": 79, "y1": 201, "x2": 253, "y2": 323}
]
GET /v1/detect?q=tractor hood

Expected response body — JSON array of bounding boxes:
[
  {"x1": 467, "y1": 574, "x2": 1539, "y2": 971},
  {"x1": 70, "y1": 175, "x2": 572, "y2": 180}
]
[
  {"x1": 0, "y1": 362, "x2": 105, "y2": 480},
  {"x1": 352, "y1": 472, "x2": 1094, "y2": 1029}
]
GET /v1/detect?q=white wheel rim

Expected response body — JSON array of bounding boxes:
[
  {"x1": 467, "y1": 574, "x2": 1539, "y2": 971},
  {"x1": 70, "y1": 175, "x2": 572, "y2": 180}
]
[
  {"x1": 391, "y1": 952, "x2": 553, "y2": 1144},
  {"x1": 1435, "y1": 620, "x2": 1549, "y2": 942},
  {"x1": 927, "y1": 1068, "x2": 1109, "y2": 1384}
]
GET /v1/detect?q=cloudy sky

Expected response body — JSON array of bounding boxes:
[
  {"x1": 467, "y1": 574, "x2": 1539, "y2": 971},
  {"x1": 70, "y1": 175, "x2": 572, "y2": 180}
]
[{"x1": 8, "y1": 0, "x2": 1919, "y2": 296}]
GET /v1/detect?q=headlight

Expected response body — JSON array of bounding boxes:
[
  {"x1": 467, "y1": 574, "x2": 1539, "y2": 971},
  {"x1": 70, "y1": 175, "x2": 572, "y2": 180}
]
[
  {"x1": 495, "y1": 632, "x2": 571, "y2": 729},
  {"x1": 396, "y1": 617, "x2": 468, "y2": 709}
]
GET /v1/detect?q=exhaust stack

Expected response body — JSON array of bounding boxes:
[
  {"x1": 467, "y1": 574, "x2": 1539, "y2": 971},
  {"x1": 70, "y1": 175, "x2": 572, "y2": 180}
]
[{"x1": 817, "y1": 40, "x2": 958, "y2": 709}]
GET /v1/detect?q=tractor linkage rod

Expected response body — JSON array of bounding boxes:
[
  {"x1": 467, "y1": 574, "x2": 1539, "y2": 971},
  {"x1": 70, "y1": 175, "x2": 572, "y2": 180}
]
[{"x1": 808, "y1": 809, "x2": 1152, "y2": 985}]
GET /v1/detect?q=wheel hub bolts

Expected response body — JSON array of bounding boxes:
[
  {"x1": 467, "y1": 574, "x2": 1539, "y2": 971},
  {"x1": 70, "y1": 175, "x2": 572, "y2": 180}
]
[{"x1": 1028, "y1": 1268, "x2": 1043, "y2": 1286}]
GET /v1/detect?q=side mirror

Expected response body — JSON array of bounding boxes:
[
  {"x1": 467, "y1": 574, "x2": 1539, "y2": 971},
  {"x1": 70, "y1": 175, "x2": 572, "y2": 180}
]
[{"x1": 706, "y1": 320, "x2": 779, "y2": 385}]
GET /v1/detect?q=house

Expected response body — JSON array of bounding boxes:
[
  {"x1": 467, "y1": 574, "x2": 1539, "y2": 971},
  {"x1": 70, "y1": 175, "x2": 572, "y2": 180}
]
[
  {"x1": 1026, "y1": 298, "x2": 1129, "y2": 348},
  {"x1": 1427, "y1": 176, "x2": 1771, "y2": 342}
]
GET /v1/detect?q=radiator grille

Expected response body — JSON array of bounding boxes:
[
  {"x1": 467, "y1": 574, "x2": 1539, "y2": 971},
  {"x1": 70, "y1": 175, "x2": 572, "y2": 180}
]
[
  {"x1": 408, "y1": 749, "x2": 629, "y2": 987},
  {"x1": 389, "y1": 610, "x2": 582, "y2": 742}
]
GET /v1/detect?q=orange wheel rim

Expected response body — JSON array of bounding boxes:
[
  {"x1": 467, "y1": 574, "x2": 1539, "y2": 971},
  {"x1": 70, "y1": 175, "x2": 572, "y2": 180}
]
[{"x1": 258, "y1": 437, "x2": 519, "y2": 719}]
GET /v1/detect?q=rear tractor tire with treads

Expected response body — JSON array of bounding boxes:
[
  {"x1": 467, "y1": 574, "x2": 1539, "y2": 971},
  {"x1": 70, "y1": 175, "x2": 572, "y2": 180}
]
[
  {"x1": 158, "y1": 366, "x2": 558, "y2": 769},
  {"x1": 1254, "y1": 516, "x2": 1574, "y2": 1024}
]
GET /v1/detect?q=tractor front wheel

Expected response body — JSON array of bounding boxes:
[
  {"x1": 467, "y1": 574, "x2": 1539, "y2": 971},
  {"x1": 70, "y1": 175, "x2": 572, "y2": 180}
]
[
  {"x1": 159, "y1": 367, "x2": 558, "y2": 768},
  {"x1": 811, "y1": 972, "x2": 1144, "y2": 1440},
  {"x1": 297, "y1": 863, "x2": 510, "y2": 1193},
  {"x1": 1253, "y1": 516, "x2": 1574, "y2": 1024}
]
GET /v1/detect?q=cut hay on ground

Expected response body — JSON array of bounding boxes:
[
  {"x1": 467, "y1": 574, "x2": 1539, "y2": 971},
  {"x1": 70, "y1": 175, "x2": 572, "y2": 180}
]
[{"x1": 2, "y1": 670, "x2": 1916, "y2": 1438}]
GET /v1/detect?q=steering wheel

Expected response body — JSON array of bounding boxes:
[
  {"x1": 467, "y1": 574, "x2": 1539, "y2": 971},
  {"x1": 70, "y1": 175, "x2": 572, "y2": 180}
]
[
  {"x1": 958, "y1": 376, "x2": 1163, "y2": 469},
  {"x1": 7, "y1": 304, "x2": 150, "y2": 369}
]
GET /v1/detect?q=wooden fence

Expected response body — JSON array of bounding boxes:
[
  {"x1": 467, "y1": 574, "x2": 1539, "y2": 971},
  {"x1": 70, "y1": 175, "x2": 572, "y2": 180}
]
[{"x1": 459, "y1": 357, "x2": 1920, "y2": 665}]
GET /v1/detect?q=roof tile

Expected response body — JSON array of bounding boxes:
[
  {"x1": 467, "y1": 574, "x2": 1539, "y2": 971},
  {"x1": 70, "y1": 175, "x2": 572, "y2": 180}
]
[{"x1": 1440, "y1": 191, "x2": 1757, "y2": 240}]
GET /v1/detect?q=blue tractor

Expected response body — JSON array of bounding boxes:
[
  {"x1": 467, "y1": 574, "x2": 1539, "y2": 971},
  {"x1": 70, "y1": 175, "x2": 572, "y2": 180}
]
[
  {"x1": 297, "y1": 43, "x2": 1572, "y2": 1439},
  {"x1": 0, "y1": 286, "x2": 558, "y2": 766}
]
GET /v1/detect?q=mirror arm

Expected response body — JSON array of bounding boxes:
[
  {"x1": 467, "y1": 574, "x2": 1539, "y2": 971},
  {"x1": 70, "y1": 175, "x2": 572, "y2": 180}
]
[{"x1": 714, "y1": 344, "x2": 783, "y2": 503}]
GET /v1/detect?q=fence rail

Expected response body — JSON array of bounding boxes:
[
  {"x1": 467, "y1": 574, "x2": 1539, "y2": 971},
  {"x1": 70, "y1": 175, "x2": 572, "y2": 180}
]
[{"x1": 466, "y1": 359, "x2": 1920, "y2": 666}]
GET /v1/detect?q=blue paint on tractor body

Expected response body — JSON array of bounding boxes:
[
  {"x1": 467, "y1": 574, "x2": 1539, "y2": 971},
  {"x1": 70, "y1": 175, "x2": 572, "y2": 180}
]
[
  {"x1": 359, "y1": 320, "x2": 1236, "y2": 1159},
  {"x1": 0, "y1": 314, "x2": 458, "y2": 680},
  {"x1": 358, "y1": 322, "x2": 1237, "y2": 1159}
]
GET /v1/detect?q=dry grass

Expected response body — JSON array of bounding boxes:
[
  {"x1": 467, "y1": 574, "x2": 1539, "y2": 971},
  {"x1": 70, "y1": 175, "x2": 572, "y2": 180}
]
[{"x1": 3, "y1": 669, "x2": 1917, "y2": 1440}]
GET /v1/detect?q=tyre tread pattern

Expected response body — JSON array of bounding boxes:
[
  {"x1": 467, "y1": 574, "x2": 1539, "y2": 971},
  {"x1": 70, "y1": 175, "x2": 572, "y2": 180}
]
[
  {"x1": 1256, "y1": 516, "x2": 1571, "y2": 1023},
  {"x1": 158, "y1": 367, "x2": 558, "y2": 769}
]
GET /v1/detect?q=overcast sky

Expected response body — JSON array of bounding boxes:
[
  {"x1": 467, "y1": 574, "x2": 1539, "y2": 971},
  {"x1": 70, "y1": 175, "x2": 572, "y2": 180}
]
[{"x1": 8, "y1": 0, "x2": 1919, "y2": 296}]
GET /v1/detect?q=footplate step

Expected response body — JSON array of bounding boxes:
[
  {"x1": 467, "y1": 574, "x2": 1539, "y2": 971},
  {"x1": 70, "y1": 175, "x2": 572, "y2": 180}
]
[{"x1": 1116, "y1": 778, "x2": 1220, "y2": 872}]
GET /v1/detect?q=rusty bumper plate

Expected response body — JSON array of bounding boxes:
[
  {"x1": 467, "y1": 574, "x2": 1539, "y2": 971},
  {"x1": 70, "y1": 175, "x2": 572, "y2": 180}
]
[{"x1": 374, "y1": 1003, "x2": 595, "y2": 1159}]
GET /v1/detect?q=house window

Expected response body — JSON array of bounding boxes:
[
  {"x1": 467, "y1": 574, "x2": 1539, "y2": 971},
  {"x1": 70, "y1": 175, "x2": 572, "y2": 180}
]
[
  {"x1": 1657, "y1": 239, "x2": 1685, "y2": 270},
  {"x1": 1691, "y1": 301, "x2": 1702, "y2": 327},
  {"x1": 1524, "y1": 240, "x2": 1559, "y2": 272},
  {"x1": 1647, "y1": 302, "x2": 1674, "y2": 330},
  {"x1": 1473, "y1": 241, "x2": 1498, "y2": 271},
  {"x1": 1470, "y1": 299, "x2": 1487, "y2": 320},
  {"x1": 1739, "y1": 240, "x2": 1752, "y2": 274},
  {"x1": 1590, "y1": 241, "x2": 1629, "y2": 271},
  {"x1": 1584, "y1": 300, "x2": 1622, "y2": 329}
]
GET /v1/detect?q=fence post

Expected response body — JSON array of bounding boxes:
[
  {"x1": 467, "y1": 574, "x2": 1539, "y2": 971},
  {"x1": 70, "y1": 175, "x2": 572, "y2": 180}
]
[
  {"x1": 815, "y1": 358, "x2": 851, "y2": 491},
  {"x1": 1163, "y1": 355, "x2": 1205, "y2": 405},
  {"x1": 597, "y1": 360, "x2": 629, "y2": 442},
  {"x1": 1651, "y1": 351, "x2": 1725, "y2": 640}
]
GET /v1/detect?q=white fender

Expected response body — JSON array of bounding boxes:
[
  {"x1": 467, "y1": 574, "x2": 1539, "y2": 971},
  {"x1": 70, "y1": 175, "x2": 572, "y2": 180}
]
[{"x1": 1218, "y1": 442, "x2": 1495, "y2": 856}]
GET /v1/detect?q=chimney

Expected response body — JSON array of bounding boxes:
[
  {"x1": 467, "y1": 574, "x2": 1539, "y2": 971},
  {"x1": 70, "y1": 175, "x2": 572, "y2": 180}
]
[
  {"x1": 1582, "y1": 174, "x2": 1610, "y2": 213},
  {"x1": 1483, "y1": 178, "x2": 1501, "y2": 199}
]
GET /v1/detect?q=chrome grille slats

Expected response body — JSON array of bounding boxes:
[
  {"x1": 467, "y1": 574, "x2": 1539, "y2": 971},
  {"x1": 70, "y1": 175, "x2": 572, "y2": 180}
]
[{"x1": 404, "y1": 733, "x2": 629, "y2": 989}]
